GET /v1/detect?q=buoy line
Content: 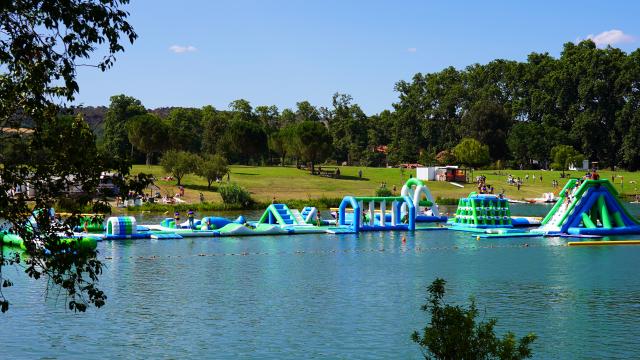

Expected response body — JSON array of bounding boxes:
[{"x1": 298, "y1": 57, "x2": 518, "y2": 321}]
[{"x1": 100, "y1": 242, "x2": 566, "y2": 261}]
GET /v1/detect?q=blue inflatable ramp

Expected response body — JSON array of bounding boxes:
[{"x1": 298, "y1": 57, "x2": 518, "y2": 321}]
[
  {"x1": 151, "y1": 233, "x2": 183, "y2": 239},
  {"x1": 325, "y1": 226, "x2": 356, "y2": 234},
  {"x1": 258, "y1": 204, "x2": 298, "y2": 226}
]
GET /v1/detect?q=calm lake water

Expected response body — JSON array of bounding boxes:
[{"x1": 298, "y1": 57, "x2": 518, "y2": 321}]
[{"x1": 2, "y1": 204, "x2": 640, "y2": 359}]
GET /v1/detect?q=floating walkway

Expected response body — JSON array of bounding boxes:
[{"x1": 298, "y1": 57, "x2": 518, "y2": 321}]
[
  {"x1": 567, "y1": 240, "x2": 640, "y2": 246},
  {"x1": 0, "y1": 232, "x2": 97, "y2": 251}
]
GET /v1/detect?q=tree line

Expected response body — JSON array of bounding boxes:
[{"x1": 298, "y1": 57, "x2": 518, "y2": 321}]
[
  {"x1": 392, "y1": 40, "x2": 640, "y2": 170},
  {"x1": 92, "y1": 40, "x2": 640, "y2": 171},
  {"x1": 97, "y1": 95, "x2": 339, "y2": 171}
]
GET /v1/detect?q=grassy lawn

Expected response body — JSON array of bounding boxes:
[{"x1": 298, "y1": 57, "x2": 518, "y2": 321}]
[{"x1": 132, "y1": 165, "x2": 640, "y2": 206}]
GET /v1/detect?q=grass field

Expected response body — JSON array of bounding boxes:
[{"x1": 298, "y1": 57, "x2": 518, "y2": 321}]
[{"x1": 131, "y1": 165, "x2": 640, "y2": 209}]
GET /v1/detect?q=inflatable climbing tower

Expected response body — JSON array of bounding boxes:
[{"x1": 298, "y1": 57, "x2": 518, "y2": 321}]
[{"x1": 449, "y1": 193, "x2": 512, "y2": 228}]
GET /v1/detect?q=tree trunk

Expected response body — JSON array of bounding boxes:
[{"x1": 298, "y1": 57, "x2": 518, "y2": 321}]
[
  {"x1": 310, "y1": 162, "x2": 315, "y2": 175},
  {"x1": 146, "y1": 152, "x2": 151, "y2": 166}
]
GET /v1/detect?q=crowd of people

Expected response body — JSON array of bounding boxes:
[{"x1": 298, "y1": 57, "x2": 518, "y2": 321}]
[
  {"x1": 476, "y1": 175, "x2": 494, "y2": 194},
  {"x1": 115, "y1": 184, "x2": 191, "y2": 207},
  {"x1": 506, "y1": 174, "x2": 522, "y2": 190},
  {"x1": 506, "y1": 173, "x2": 545, "y2": 191},
  {"x1": 115, "y1": 190, "x2": 152, "y2": 207}
]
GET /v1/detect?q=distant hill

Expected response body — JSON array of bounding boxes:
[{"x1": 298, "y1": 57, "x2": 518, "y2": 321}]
[
  {"x1": 72, "y1": 106, "x2": 180, "y2": 139},
  {"x1": 149, "y1": 107, "x2": 178, "y2": 118},
  {"x1": 73, "y1": 106, "x2": 108, "y2": 138}
]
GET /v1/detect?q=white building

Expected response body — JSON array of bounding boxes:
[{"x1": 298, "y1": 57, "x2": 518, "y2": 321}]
[{"x1": 569, "y1": 159, "x2": 589, "y2": 171}]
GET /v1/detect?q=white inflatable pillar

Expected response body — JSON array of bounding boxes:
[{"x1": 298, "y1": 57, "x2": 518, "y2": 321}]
[
  {"x1": 379, "y1": 201, "x2": 386, "y2": 227},
  {"x1": 391, "y1": 200, "x2": 398, "y2": 226},
  {"x1": 358, "y1": 200, "x2": 364, "y2": 228},
  {"x1": 368, "y1": 201, "x2": 375, "y2": 226},
  {"x1": 400, "y1": 202, "x2": 407, "y2": 218}
]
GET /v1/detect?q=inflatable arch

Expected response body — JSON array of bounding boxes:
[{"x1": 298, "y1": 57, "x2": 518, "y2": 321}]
[
  {"x1": 400, "y1": 178, "x2": 440, "y2": 217},
  {"x1": 338, "y1": 195, "x2": 416, "y2": 233},
  {"x1": 106, "y1": 216, "x2": 137, "y2": 236}
]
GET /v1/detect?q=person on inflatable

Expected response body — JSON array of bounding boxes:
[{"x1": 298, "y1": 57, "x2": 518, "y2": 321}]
[
  {"x1": 174, "y1": 211, "x2": 180, "y2": 228},
  {"x1": 402, "y1": 213, "x2": 409, "y2": 224},
  {"x1": 362, "y1": 209, "x2": 369, "y2": 224},
  {"x1": 201, "y1": 217, "x2": 211, "y2": 230},
  {"x1": 187, "y1": 209, "x2": 195, "y2": 229}
]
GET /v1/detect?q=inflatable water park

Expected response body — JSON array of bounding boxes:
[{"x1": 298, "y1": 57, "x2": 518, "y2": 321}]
[{"x1": 2, "y1": 178, "x2": 640, "y2": 249}]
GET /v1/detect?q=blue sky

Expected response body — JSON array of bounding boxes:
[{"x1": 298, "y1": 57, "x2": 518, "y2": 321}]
[{"x1": 74, "y1": 0, "x2": 640, "y2": 114}]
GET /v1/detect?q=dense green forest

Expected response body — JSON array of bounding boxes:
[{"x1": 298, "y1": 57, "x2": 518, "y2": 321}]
[{"x1": 84, "y1": 40, "x2": 640, "y2": 170}]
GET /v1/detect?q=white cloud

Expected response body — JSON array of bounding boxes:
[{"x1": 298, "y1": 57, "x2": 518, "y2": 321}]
[
  {"x1": 584, "y1": 29, "x2": 634, "y2": 47},
  {"x1": 407, "y1": 47, "x2": 417, "y2": 53},
  {"x1": 169, "y1": 45, "x2": 197, "y2": 53}
]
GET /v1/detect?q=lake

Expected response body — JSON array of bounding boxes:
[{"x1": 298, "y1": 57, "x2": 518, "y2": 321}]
[{"x1": 2, "y1": 204, "x2": 640, "y2": 359}]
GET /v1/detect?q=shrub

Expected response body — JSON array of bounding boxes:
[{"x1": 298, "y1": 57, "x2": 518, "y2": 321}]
[
  {"x1": 218, "y1": 183, "x2": 254, "y2": 206},
  {"x1": 412, "y1": 278, "x2": 536, "y2": 360},
  {"x1": 375, "y1": 187, "x2": 393, "y2": 197},
  {"x1": 434, "y1": 197, "x2": 459, "y2": 205}
]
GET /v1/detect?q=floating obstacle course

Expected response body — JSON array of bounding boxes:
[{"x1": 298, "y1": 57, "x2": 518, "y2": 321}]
[
  {"x1": 536, "y1": 179, "x2": 640, "y2": 236},
  {"x1": 136, "y1": 204, "x2": 326, "y2": 238},
  {"x1": 334, "y1": 195, "x2": 416, "y2": 233},
  {"x1": 449, "y1": 192, "x2": 512, "y2": 228},
  {"x1": 48, "y1": 177, "x2": 640, "y2": 243}
]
